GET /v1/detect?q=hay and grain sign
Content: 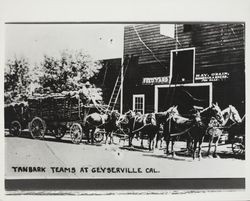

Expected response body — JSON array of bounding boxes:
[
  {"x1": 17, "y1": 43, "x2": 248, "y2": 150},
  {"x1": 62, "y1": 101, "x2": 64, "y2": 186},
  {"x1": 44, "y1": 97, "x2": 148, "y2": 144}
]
[{"x1": 195, "y1": 72, "x2": 230, "y2": 82}]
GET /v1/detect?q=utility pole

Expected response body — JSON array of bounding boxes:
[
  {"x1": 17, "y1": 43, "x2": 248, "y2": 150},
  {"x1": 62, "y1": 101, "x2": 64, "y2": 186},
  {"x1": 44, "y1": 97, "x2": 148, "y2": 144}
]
[
  {"x1": 175, "y1": 24, "x2": 178, "y2": 50},
  {"x1": 120, "y1": 58, "x2": 124, "y2": 114}
]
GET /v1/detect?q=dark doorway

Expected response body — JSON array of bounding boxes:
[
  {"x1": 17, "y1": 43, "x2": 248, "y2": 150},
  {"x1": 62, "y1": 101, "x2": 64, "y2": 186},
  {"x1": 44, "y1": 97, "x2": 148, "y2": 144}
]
[
  {"x1": 157, "y1": 85, "x2": 210, "y2": 115},
  {"x1": 171, "y1": 49, "x2": 194, "y2": 84}
]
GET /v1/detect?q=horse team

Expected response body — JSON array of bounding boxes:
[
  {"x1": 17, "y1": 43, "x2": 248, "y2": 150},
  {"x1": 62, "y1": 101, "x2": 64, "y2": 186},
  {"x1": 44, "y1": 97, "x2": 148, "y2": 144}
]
[{"x1": 76, "y1": 103, "x2": 244, "y2": 160}]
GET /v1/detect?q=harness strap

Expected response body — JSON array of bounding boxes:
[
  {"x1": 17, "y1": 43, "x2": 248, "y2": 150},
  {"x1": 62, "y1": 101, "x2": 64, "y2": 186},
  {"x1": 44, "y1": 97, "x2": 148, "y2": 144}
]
[
  {"x1": 167, "y1": 115, "x2": 194, "y2": 137},
  {"x1": 131, "y1": 113, "x2": 157, "y2": 134},
  {"x1": 131, "y1": 123, "x2": 152, "y2": 134},
  {"x1": 170, "y1": 126, "x2": 193, "y2": 137}
]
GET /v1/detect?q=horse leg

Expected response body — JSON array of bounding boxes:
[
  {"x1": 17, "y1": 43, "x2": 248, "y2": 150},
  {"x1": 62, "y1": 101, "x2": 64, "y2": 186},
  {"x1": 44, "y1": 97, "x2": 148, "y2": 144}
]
[
  {"x1": 197, "y1": 136, "x2": 204, "y2": 160},
  {"x1": 165, "y1": 137, "x2": 170, "y2": 155},
  {"x1": 91, "y1": 128, "x2": 95, "y2": 144},
  {"x1": 128, "y1": 131, "x2": 133, "y2": 147},
  {"x1": 171, "y1": 139, "x2": 175, "y2": 157},
  {"x1": 155, "y1": 133, "x2": 161, "y2": 149},
  {"x1": 192, "y1": 140, "x2": 197, "y2": 160},
  {"x1": 148, "y1": 135, "x2": 156, "y2": 151},
  {"x1": 152, "y1": 134, "x2": 157, "y2": 151},
  {"x1": 213, "y1": 137, "x2": 219, "y2": 158},
  {"x1": 110, "y1": 132, "x2": 114, "y2": 144},
  {"x1": 105, "y1": 132, "x2": 108, "y2": 144},
  {"x1": 186, "y1": 135, "x2": 193, "y2": 154},
  {"x1": 207, "y1": 136, "x2": 212, "y2": 157},
  {"x1": 86, "y1": 128, "x2": 91, "y2": 144},
  {"x1": 140, "y1": 133, "x2": 144, "y2": 148},
  {"x1": 160, "y1": 137, "x2": 163, "y2": 149},
  {"x1": 186, "y1": 136, "x2": 190, "y2": 152},
  {"x1": 109, "y1": 132, "x2": 113, "y2": 144},
  {"x1": 148, "y1": 138, "x2": 151, "y2": 151},
  {"x1": 155, "y1": 134, "x2": 158, "y2": 149}
]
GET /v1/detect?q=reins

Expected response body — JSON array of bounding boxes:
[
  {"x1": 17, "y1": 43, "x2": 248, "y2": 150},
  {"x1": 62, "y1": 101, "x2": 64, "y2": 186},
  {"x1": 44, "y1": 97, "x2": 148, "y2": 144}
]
[
  {"x1": 131, "y1": 113, "x2": 159, "y2": 134},
  {"x1": 169, "y1": 126, "x2": 194, "y2": 137},
  {"x1": 167, "y1": 114, "x2": 195, "y2": 137}
]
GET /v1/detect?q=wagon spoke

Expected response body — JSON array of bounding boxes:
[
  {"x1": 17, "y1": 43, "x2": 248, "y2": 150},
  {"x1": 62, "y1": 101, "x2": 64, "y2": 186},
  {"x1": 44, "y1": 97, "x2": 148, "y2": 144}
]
[
  {"x1": 9, "y1": 121, "x2": 22, "y2": 136},
  {"x1": 93, "y1": 129, "x2": 105, "y2": 143},
  {"x1": 29, "y1": 117, "x2": 46, "y2": 139}
]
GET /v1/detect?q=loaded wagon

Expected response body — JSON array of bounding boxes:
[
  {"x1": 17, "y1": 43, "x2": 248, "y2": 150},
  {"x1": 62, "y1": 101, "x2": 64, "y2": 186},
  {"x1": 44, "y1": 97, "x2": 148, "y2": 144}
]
[
  {"x1": 5, "y1": 101, "x2": 29, "y2": 137},
  {"x1": 5, "y1": 91, "x2": 105, "y2": 144}
]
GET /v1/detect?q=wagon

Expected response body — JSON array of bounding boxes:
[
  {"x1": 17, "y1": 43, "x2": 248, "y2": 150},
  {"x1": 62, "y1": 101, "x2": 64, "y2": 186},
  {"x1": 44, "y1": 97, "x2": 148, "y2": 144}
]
[
  {"x1": 5, "y1": 101, "x2": 29, "y2": 137},
  {"x1": 5, "y1": 91, "x2": 105, "y2": 144},
  {"x1": 227, "y1": 120, "x2": 245, "y2": 156},
  {"x1": 206, "y1": 121, "x2": 245, "y2": 156}
]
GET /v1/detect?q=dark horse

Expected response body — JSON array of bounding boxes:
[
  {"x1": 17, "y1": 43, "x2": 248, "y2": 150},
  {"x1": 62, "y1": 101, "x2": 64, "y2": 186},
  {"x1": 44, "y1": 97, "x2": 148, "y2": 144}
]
[
  {"x1": 163, "y1": 104, "x2": 224, "y2": 159},
  {"x1": 84, "y1": 110, "x2": 120, "y2": 144},
  {"x1": 119, "y1": 110, "x2": 170, "y2": 151}
]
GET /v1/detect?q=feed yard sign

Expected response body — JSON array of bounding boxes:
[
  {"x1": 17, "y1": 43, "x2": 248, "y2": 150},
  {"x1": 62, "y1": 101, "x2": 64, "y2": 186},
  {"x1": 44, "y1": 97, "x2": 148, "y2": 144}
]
[
  {"x1": 142, "y1": 76, "x2": 170, "y2": 85},
  {"x1": 195, "y1": 72, "x2": 230, "y2": 82}
]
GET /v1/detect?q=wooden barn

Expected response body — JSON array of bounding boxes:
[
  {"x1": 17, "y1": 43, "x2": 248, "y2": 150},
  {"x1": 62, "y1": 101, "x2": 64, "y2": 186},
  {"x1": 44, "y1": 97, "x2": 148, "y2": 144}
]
[{"x1": 117, "y1": 23, "x2": 245, "y2": 116}]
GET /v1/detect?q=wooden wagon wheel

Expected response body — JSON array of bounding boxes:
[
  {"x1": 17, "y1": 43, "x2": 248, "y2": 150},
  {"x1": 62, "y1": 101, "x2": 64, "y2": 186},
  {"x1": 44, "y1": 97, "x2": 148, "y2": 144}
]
[
  {"x1": 232, "y1": 142, "x2": 245, "y2": 155},
  {"x1": 29, "y1": 117, "x2": 46, "y2": 139},
  {"x1": 9, "y1": 120, "x2": 22, "y2": 136},
  {"x1": 55, "y1": 126, "x2": 67, "y2": 140},
  {"x1": 93, "y1": 128, "x2": 105, "y2": 143},
  {"x1": 232, "y1": 137, "x2": 245, "y2": 155},
  {"x1": 70, "y1": 123, "x2": 83, "y2": 144}
]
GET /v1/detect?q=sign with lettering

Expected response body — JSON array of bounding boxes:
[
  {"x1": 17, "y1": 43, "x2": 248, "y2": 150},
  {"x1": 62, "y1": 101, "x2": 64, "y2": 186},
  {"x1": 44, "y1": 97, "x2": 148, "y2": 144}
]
[
  {"x1": 195, "y1": 72, "x2": 230, "y2": 82},
  {"x1": 142, "y1": 76, "x2": 170, "y2": 85}
]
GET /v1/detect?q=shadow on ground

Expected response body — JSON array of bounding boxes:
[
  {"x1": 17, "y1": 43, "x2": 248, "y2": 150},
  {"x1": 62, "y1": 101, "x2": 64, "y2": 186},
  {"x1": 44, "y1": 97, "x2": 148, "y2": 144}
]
[
  {"x1": 5, "y1": 132, "x2": 103, "y2": 146},
  {"x1": 119, "y1": 145, "x2": 153, "y2": 153},
  {"x1": 142, "y1": 153, "x2": 188, "y2": 161}
]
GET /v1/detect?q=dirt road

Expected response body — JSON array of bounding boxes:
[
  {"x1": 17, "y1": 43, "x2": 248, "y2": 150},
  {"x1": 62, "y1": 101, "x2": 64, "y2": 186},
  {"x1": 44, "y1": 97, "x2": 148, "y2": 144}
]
[{"x1": 5, "y1": 131, "x2": 245, "y2": 179}]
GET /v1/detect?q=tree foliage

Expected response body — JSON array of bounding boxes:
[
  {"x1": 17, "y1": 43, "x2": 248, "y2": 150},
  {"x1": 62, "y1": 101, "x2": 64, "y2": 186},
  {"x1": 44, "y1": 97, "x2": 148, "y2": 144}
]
[
  {"x1": 4, "y1": 50, "x2": 103, "y2": 104},
  {"x1": 38, "y1": 50, "x2": 102, "y2": 94},
  {"x1": 4, "y1": 57, "x2": 31, "y2": 104}
]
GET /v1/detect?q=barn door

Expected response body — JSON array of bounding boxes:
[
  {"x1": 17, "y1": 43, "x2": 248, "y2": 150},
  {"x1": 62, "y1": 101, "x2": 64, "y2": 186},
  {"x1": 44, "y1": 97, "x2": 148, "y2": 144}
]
[{"x1": 155, "y1": 84, "x2": 212, "y2": 114}]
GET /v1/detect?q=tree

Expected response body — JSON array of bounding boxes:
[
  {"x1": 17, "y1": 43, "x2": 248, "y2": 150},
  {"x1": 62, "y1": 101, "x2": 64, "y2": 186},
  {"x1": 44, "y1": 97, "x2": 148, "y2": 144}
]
[
  {"x1": 4, "y1": 50, "x2": 103, "y2": 104},
  {"x1": 4, "y1": 57, "x2": 31, "y2": 104},
  {"x1": 37, "y1": 49, "x2": 103, "y2": 101}
]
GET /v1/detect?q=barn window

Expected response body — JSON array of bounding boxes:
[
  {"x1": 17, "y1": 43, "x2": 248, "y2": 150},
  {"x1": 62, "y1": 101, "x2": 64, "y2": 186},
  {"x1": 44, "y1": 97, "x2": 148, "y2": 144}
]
[{"x1": 133, "y1": 94, "x2": 145, "y2": 114}]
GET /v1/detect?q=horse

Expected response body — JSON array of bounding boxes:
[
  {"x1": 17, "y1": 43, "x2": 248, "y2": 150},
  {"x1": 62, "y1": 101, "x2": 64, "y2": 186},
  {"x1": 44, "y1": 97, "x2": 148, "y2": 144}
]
[
  {"x1": 206, "y1": 105, "x2": 243, "y2": 157},
  {"x1": 119, "y1": 110, "x2": 170, "y2": 151},
  {"x1": 84, "y1": 110, "x2": 120, "y2": 144},
  {"x1": 163, "y1": 103, "x2": 224, "y2": 159}
]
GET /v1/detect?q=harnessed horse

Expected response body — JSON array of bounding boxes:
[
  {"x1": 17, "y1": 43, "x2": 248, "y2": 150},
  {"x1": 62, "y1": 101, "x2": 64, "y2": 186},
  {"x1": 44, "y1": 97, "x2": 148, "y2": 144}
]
[
  {"x1": 84, "y1": 110, "x2": 120, "y2": 144},
  {"x1": 163, "y1": 104, "x2": 224, "y2": 159},
  {"x1": 119, "y1": 110, "x2": 170, "y2": 151},
  {"x1": 206, "y1": 105, "x2": 243, "y2": 157}
]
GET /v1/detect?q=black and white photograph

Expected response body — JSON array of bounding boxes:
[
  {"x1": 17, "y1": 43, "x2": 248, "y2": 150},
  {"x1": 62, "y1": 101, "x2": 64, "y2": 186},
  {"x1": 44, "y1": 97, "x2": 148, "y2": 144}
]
[{"x1": 1, "y1": 0, "x2": 250, "y2": 199}]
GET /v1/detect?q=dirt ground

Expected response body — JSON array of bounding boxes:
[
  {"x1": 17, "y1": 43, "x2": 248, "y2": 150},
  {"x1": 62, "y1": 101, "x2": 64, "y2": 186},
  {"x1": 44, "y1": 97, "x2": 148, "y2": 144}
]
[{"x1": 5, "y1": 130, "x2": 245, "y2": 179}]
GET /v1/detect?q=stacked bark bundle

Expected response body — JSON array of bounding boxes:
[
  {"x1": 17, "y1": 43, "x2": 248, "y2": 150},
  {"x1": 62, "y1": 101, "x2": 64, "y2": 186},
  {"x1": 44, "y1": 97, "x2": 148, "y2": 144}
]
[
  {"x1": 27, "y1": 91, "x2": 90, "y2": 122},
  {"x1": 4, "y1": 101, "x2": 29, "y2": 128}
]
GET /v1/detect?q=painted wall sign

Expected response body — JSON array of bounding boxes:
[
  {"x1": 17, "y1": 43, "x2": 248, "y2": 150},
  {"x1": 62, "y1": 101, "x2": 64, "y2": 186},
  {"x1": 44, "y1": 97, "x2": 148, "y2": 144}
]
[
  {"x1": 142, "y1": 76, "x2": 170, "y2": 85},
  {"x1": 195, "y1": 72, "x2": 230, "y2": 82}
]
